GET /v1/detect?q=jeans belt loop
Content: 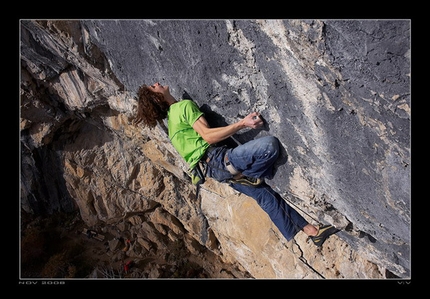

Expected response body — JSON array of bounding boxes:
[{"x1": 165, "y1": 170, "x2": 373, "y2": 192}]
[{"x1": 224, "y1": 152, "x2": 240, "y2": 175}]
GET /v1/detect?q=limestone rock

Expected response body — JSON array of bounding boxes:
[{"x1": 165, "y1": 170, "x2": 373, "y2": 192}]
[{"x1": 20, "y1": 19, "x2": 410, "y2": 278}]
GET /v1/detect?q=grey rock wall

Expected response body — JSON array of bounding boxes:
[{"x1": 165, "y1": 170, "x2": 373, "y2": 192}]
[
  {"x1": 83, "y1": 19, "x2": 411, "y2": 273},
  {"x1": 20, "y1": 19, "x2": 411, "y2": 278}
]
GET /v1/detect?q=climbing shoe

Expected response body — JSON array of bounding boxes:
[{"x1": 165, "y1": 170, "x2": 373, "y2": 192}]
[
  {"x1": 310, "y1": 224, "x2": 339, "y2": 247},
  {"x1": 231, "y1": 176, "x2": 264, "y2": 187}
]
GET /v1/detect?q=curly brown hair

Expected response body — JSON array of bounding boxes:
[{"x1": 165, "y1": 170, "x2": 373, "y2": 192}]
[{"x1": 133, "y1": 84, "x2": 170, "y2": 129}]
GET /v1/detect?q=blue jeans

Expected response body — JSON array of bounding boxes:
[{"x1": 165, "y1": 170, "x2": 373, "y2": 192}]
[{"x1": 204, "y1": 136, "x2": 309, "y2": 241}]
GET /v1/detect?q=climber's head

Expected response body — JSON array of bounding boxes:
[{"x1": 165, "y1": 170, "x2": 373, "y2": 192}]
[{"x1": 133, "y1": 83, "x2": 172, "y2": 128}]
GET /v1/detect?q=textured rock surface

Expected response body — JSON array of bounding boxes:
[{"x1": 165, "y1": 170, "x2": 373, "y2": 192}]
[{"x1": 20, "y1": 19, "x2": 410, "y2": 278}]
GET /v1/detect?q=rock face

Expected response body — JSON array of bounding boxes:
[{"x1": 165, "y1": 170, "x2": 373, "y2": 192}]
[{"x1": 20, "y1": 19, "x2": 410, "y2": 278}]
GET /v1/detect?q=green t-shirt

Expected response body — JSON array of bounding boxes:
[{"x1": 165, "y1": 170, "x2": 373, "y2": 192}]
[{"x1": 167, "y1": 99, "x2": 210, "y2": 170}]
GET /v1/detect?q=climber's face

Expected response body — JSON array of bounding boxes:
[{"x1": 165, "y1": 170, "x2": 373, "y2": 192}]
[{"x1": 149, "y1": 82, "x2": 170, "y2": 96}]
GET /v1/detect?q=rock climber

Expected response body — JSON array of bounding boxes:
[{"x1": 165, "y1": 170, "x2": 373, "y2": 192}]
[{"x1": 132, "y1": 82, "x2": 339, "y2": 246}]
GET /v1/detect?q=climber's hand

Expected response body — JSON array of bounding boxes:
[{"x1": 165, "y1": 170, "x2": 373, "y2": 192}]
[{"x1": 243, "y1": 112, "x2": 264, "y2": 129}]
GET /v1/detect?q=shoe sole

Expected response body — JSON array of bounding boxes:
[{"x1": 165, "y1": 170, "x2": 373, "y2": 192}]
[{"x1": 310, "y1": 225, "x2": 339, "y2": 246}]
